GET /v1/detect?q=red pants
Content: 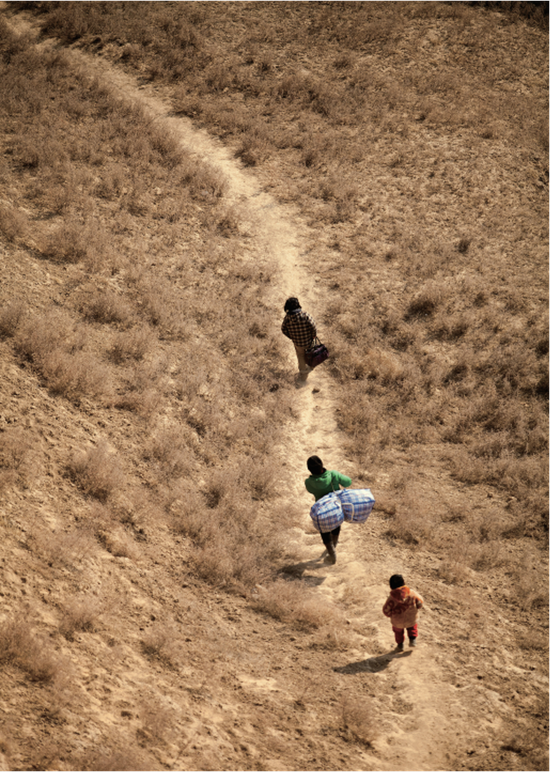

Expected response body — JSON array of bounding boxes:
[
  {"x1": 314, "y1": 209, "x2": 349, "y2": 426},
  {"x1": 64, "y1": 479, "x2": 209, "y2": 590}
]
[{"x1": 392, "y1": 625, "x2": 418, "y2": 644}]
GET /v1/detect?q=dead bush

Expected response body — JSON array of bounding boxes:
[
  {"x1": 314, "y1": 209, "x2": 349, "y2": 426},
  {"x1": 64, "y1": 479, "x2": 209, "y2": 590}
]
[
  {"x1": 15, "y1": 312, "x2": 113, "y2": 401},
  {"x1": 42, "y1": 348, "x2": 113, "y2": 402},
  {"x1": 0, "y1": 427, "x2": 36, "y2": 491},
  {"x1": 59, "y1": 596, "x2": 103, "y2": 640},
  {"x1": 406, "y1": 281, "x2": 447, "y2": 319},
  {"x1": 341, "y1": 695, "x2": 376, "y2": 747},
  {"x1": 41, "y1": 219, "x2": 90, "y2": 263},
  {"x1": 141, "y1": 623, "x2": 181, "y2": 669},
  {"x1": 0, "y1": 619, "x2": 60, "y2": 683},
  {"x1": 82, "y1": 289, "x2": 135, "y2": 326},
  {"x1": 138, "y1": 696, "x2": 176, "y2": 744},
  {"x1": 109, "y1": 325, "x2": 155, "y2": 363},
  {"x1": 0, "y1": 300, "x2": 26, "y2": 338},
  {"x1": 79, "y1": 746, "x2": 153, "y2": 772},
  {"x1": 115, "y1": 362, "x2": 165, "y2": 418},
  {"x1": 0, "y1": 201, "x2": 28, "y2": 243},
  {"x1": 251, "y1": 579, "x2": 346, "y2": 630},
  {"x1": 68, "y1": 442, "x2": 125, "y2": 501},
  {"x1": 145, "y1": 427, "x2": 196, "y2": 480},
  {"x1": 384, "y1": 505, "x2": 430, "y2": 546},
  {"x1": 30, "y1": 527, "x2": 96, "y2": 568},
  {"x1": 191, "y1": 534, "x2": 271, "y2": 589}
]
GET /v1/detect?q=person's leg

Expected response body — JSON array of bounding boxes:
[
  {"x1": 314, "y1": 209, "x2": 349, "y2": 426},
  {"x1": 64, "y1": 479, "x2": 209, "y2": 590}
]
[
  {"x1": 320, "y1": 531, "x2": 336, "y2": 564},
  {"x1": 392, "y1": 626, "x2": 405, "y2": 645},
  {"x1": 331, "y1": 525, "x2": 341, "y2": 550},
  {"x1": 294, "y1": 344, "x2": 309, "y2": 379},
  {"x1": 407, "y1": 624, "x2": 418, "y2": 646}
]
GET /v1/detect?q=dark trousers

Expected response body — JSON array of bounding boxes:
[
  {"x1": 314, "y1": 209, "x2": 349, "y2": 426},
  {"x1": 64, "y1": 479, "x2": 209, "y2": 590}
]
[{"x1": 321, "y1": 526, "x2": 340, "y2": 555}]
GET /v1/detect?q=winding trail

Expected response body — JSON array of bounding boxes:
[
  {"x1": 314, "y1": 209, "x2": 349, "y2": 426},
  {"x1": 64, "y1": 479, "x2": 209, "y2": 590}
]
[
  {"x1": 4, "y1": 13, "x2": 467, "y2": 770},
  {"x1": 85, "y1": 59, "x2": 460, "y2": 772}
]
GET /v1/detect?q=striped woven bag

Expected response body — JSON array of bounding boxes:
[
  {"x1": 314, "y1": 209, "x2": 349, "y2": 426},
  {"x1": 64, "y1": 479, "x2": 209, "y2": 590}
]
[
  {"x1": 339, "y1": 488, "x2": 375, "y2": 523},
  {"x1": 309, "y1": 491, "x2": 344, "y2": 533}
]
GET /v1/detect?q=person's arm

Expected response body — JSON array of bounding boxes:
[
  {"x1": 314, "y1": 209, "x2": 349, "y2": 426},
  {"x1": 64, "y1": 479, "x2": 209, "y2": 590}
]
[
  {"x1": 281, "y1": 317, "x2": 291, "y2": 339},
  {"x1": 333, "y1": 471, "x2": 352, "y2": 489},
  {"x1": 382, "y1": 598, "x2": 393, "y2": 618}
]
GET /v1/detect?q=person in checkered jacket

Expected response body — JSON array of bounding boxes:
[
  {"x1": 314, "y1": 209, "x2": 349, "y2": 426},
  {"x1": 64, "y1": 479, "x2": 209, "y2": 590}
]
[{"x1": 281, "y1": 297, "x2": 317, "y2": 381}]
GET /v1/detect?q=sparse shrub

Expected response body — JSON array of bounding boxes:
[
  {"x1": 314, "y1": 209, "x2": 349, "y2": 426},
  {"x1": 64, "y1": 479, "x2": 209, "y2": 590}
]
[
  {"x1": 341, "y1": 696, "x2": 376, "y2": 747},
  {"x1": 115, "y1": 362, "x2": 165, "y2": 418},
  {"x1": 0, "y1": 426, "x2": 36, "y2": 492},
  {"x1": 251, "y1": 579, "x2": 346, "y2": 630},
  {"x1": 80, "y1": 748, "x2": 152, "y2": 772},
  {"x1": 0, "y1": 619, "x2": 60, "y2": 683},
  {"x1": 30, "y1": 527, "x2": 96, "y2": 568},
  {"x1": 0, "y1": 201, "x2": 29, "y2": 243},
  {"x1": 235, "y1": 135, "x2": 269, "y2": 167},
  {"x1": 138, "y1": 696, "x2": 176, "y2": 744},
  {"x1": 109, "y1": 325, "x2": 155, "y2": 363},
  {"x1": 68, "y1": 442, "x2": 125, "y2": 501},
  {"x1": 82, "y1": 289, "x2": 135, "y2": 326},
  {"x1": 384, "y1": 503, "x2": 430, "y2": 545},
  {"x1": 406, "y1": 282, "x2": 446, "y2": 318},
  {"x1": 59, "y1": 596, "x2": 103, "y2": 640},
  {"x1": 141, "y1": 623, "x2": 180, "y2": 669},
  {"x1": 42, "y1": 348, "x2": 113, "y2": 402},
  {"x1": 42, "y1": 219, "x2": 90, "y2": 263},
  {"x1": 0, "y1": 300, "x2": 26, "y2": 338},
  {"x1": 14, "y1": 311, "x2": 112, "y2": 402}
]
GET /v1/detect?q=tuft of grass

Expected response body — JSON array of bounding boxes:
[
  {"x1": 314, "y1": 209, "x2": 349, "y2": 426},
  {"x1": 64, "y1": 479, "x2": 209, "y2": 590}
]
[
  {"x1": 109, "y1": 325, "x2": 155, "y2": 364},
  {"x1": 59, "y1": 596, "x2": 103, "y2": 640},
  {"x1": 341, "y1": 696, "x2": 376, "y2": 747},
  {"x1": 0, "y1": 300, "x2": 26, "y2": 338},
  {"x1": 0, "y1": 426, "x2": 37, "y2": 493},
  {"x1": 0, "y1": 619, "x2": 61, "y2": 683},
  {"x1": 251, "y1": 579, "x2": 346, "y2": 630},
  {"x1": 67, "y1": 442, "x2": 125, "y2": 502}
]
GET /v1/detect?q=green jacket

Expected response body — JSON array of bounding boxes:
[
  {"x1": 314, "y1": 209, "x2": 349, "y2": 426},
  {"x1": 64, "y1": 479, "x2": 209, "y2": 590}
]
[{"x1": 305, "y1": 470, "x2": 352, "y2": 502}]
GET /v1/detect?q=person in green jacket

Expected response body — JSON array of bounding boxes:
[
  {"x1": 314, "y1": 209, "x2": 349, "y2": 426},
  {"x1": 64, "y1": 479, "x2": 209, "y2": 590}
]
[{"x1": 305, "y1": 455, "x2": 352, "y2": 564}]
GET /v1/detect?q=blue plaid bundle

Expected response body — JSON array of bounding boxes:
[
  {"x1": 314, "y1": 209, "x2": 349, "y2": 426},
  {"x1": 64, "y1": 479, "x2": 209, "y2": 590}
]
[
  {"x1": 339, "y1": 488, "x2": 375, "y2": 523},
  {"x1": 309, "y1": 491, "x2": 344, "y2": 533}
]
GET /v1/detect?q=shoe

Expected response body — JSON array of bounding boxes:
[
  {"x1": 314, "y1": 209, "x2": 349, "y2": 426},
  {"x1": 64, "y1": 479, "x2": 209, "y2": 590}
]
[
  {"x1": 395, "y1": 643, "x2": 404, "y2": 652},
  {"x1": 324, "y1": 550, "x2": 336, "y2": 565},
  {"x1": 409, "y1": 638, "x2": 417, "y2": 647}
]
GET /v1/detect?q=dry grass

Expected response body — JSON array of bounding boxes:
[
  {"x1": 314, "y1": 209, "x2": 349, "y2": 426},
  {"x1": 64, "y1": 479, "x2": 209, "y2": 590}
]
[
  {"x1": 59, "y1": 596, "x2": 103, "y2": 641},
  {"x1": 0, "y1": 5, "x2": 547, "y2": 769},
  {"x1": 67, "y1": 442, "x2": 125, "y2": 502},
  {"x1": 251, "y1": 579, "x2": 346, "y2": 630},
  {"x1": 141, "y1": 623, "x2": 181, "y2": 669},
  {"x1": 0, "y1": 619, "x2": 61, "y2": 683},
  {"x1": 341, "y1": 695, "x2": 376, "y2": 747},
  {"x1": 0, "y1": 426, "x2": 37, "y2": 492},
  {"x1": 30, "y1": 527, "x2": 96, "y2": 568}
]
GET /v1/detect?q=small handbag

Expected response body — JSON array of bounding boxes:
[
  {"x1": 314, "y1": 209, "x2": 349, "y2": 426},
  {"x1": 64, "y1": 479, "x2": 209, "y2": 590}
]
[{"x1": 305, "y1": 337, "x2": 329, "y2": 369}]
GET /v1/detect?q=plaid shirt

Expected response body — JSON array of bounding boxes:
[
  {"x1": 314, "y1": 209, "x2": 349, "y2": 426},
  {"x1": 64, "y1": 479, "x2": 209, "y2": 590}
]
[{"x1": 281, "y1": 309, "x2": 317, "y2": 348}]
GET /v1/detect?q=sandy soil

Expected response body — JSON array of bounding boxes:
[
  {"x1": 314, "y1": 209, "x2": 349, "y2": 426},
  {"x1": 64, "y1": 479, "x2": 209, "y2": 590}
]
[{"x1": 0, "y1": 7, "x2": 548, "y2": 772}]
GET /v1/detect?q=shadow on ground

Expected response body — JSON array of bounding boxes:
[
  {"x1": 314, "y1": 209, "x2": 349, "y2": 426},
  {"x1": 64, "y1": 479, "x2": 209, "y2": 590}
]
[{"x1": 334, "y1": 650, "x2": 413, "y2": 674}]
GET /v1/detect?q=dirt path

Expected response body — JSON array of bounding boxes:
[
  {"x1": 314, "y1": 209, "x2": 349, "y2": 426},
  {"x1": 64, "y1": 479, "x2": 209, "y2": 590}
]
[
  {"x1": 75, "y1": 54, "x2": 466, "y2": 772},
  {"x1": 2, "y1": 14, "x2": 470, "y2": 771}
]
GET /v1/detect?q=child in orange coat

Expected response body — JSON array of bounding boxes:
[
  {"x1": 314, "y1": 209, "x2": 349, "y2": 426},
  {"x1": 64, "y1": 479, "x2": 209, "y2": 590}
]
[{"x1": 382, "y1": 574, "x2": 424, "y2": 651}]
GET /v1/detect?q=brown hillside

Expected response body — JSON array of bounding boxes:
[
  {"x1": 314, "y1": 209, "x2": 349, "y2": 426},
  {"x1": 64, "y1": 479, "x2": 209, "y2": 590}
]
[{"x1": 0, "y1": 3, "x2": 548, "y2": 771}]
